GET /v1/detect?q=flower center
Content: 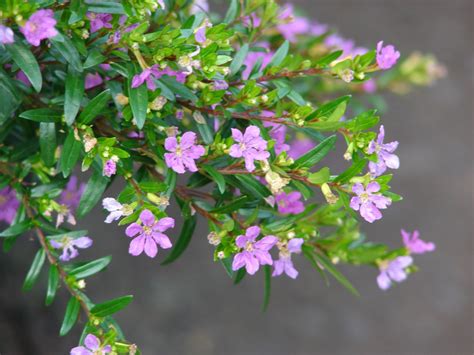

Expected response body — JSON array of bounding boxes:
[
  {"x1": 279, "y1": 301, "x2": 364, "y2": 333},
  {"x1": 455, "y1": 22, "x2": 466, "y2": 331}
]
[
  {"x1": 244, "y1": 241, "x2": 254, "y2": 252},
  {"x1": 143, "y1": 225, "x2": 152, "y2": 235},
  {"x1": 175, "y1": 146, "x2": 183, "y2": 157},
  {"x1": 360, "y1": 192, "x2": 369, "y2": 203}
]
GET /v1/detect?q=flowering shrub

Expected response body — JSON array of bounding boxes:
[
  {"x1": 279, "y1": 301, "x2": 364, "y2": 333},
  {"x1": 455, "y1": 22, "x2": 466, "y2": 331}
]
[{"x1": 0, "y1": 0, "x2": 445, "y2": 353}]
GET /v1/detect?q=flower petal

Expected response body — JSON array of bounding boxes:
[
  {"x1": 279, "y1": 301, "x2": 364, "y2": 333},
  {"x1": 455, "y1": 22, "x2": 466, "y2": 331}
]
[
  {"x1": 144, "y1": 236, "x2": 158, "y2": 258},
  {"x1": 139, "y1": 209, "x2": 155, "y2": 226},
  {"x1": 102, "y1": 197, "x2": 122, "y2": 212},
  {"x1": 84, "y1": 334, "x2": 100, "y2": 351},
  {"x1": 125, "y1": 223, "x2": 143, "y2": 238},
  {"x1": 128, "y1": 235, "x2": 145, "y2": 256}
]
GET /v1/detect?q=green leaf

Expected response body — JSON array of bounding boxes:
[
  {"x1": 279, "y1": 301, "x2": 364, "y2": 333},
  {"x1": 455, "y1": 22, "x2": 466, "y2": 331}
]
[
  {"x1": 307, "y1": 167, "x2": 330, "y2": 185},
  {"x1": 203, "y1": 165, "x2": 226, "y2": 194},
  {"x1": 51, "y1": 33, "x2": 83, "y2": 72},
  {"x1": 223, "y1": 0, "x2": 239, "y2": 23},
  {"x1": 313, "y1": 252, "x2": 359, "y2": 296},
  {"x1": 294, "y1": 135, "x2": 337, "y2": 168},
  {"x1": 70, "y1": 256, "x2": 112, "y2": 279},
  {"x1": 39, "y1": 122, "x2": 57, "y2": 167},
  {"x1": 314, "y1": 50, "x2": 343, "y2": 67},
  {"x1": 233, "y1": 268, "x2": 246, "y2": 284},
  {"x1": 128, "y1": 67, "x2": 148, "y2": 129},
  {"x1": 64, "y1": 68, "x2": 85, "y2": 125},
  {"x1": 268, "y1": 40, "x2": 289, "y2": 67},
  {"x1": 83, "y1": 49, "x2": 106, "y2": 69},
  {"x1": 164, "y1": 170, "x2": 176, "y2": 198},
  {"x1": 77, "y1": 168, "x2": 109, "y2": 218},
  {"x1": 161, "y1": 215, "x2": 197, "y2": 265},
  {"x1": 210, "y1": 195, "x2": 251, "y2": 214},
  {"x1": 6, "y1": 41, "x2": 42, "y2": 92},
  {"x1": 91, "y1": 295, "x2": 133, "y2": 317},
  {"x1": 45, "y1": 265, "x2": 59, "y2": 306},
  {"x1": 0, "y1": 220, "x2": 32, "y2": 237},
  {"x1": 60, "y1": 297, "x2": 80, "y2": 336},
  {"x1": 262, "y1": 265, "x2": 271, "y2": 312},
  {"x1": 220, "y1": 257, "x2": 234, "y2": 278},
  {"x1": 333, "y1": 159, "x2": 367, "y2": 183},
  {"x1": 20, "y1": 108, "x2": 62, "y2": 123},
  {"x1": 234, "y1": 175, "x2": 270, "y2": 199},
  {"x1": 86, "y1": 1, "x2": 125, "y2": 14},
  {"x1": 59, "y1": 130, "x2": 82, "y2": 178},
  {"x1": 306, "y1": 95, "x2": 351, "y2": 121},
  {"x1": 22, "y1": 248, "x2": 46, "y2": 291},
  {"x1": 159, "y1": 76, "x2": 197, "y2": 102},
  {"x1": 77, "y1": 89, "x2": 111, "y2": 124},
  {"x1": 345, "y1": 110, "x2": 379, "y2": 132},
  {"x1": 230, "y1": 44, "x2": 248, "y2": 75}
]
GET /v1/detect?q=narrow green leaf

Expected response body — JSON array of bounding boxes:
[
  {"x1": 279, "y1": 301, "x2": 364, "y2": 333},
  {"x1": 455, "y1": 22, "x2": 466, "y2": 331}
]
[
  {"x1": 39, "y1": 122, "x2": 57, "y2": 167},
  {"x1": 0, "y1": 220, "x2": 32, "y2": 237},
  {"x1": 306, "y1": 95, "x2": 351, "y2": 121},
  {"x1": 210, "y1": 196, "x2": 251, "y2": 214},
  {"x1": 221, "y1": 257, "x2": 234, "y2": 278},
  {"x1": 314, "y1": 50, "x2": 343, "y2": 67},
  {"x1": 20, "y1": 108, "x2": 62, "y2": 123},
  {"x1": 91, "y1": 295, "x2": 133, "y2": 317},
  {"x1": 65, "y1": 68, "x2": 85, "y2": 125},
  {"x1": 128, "y1": 67, "x2": 148, "y2": 129},
  {"x1": 164, "y1": 170, "x2": 176, "y2": 198},
  {"x1": 230, "y1": 44, "x2": 248, "y2": 75},
  {"x1": 83, "y1": 49, "x2": 106, "y2": 69},
  {"x1": 269, "y1": 40, "x2": 289, "y2": 67},
  {"x1": 294, "y1": 135, "x2": 337, "y2": 168},
  {"x1": 233, "y1": 268, "x2": 246, "y2": 284},
  {"x1": 203, "y1": 165, "x2": 226, "y2": 194},
  {"x1": 313, "y1": 252, "x2": 359, "y2": 296},
  {"x1": 262, "y1": 265, "x2": 271, "y2": 312},
  {"x1": 6, "y1": 41, "x2": 42, "y2": 92},
  {"x1": 51, "y1": 33, "x2": 83, "y2": 72},
  {"x1": 86, "y1": 1, "x2": 125, "y2": 14},
  {"x1": 45, "y1": 265, "x2": 59, "y2": 306},
  {"x1": 159, "y1": 76, "x2": 197, "y2": 102},
  {"x1": 60, "y1": 297, "x2": 80, "y2": 336},
  {"x1": 77, "y1": 89, "x2": 111, "y2": 124},
  {"x1": 22, "y1": 248, "x2": 46, "y2": 291},
  {"x1": 77, "y1": 168, "x2": 109, "y2": 218},
  {"x1": 333, "y1": 159, "x2": 367, "y2": 183},
  {"x1": 161, "y1": 215, "x2": 197, "y2": 265},
  {"x1": 59, "y1": 130, "x2": 82, "y2": 178},
  {"x1": 223, "y1": 0, "x2": 239, "y2": 23},
  {"x1": 307, "y1": 167, "x2": 330, "y2": 185},
  {"x1": 70, "y1": 256, "x2": 112, "y2": 279},
  {"x1": 234, "y1": 175, "x2": 270, "y2": 199}
]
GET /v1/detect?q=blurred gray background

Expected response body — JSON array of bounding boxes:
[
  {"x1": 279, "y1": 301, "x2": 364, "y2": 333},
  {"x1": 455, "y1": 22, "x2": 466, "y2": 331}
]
[{"x1": 1, "y1": 0, "x2": 472, "y2": 354}]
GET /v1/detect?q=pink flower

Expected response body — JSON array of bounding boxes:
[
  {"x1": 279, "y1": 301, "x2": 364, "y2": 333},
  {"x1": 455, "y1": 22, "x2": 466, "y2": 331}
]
[
  {"x1": 243, "y1": 42, "x2": 274, "y2": 79},
  {"x1": 59, "y1": 176, "x2": 85, "y2": 212},
  {"x1": 275, "y1": 191, "x2": 305, "y2": 215},
  {"x1": 229, "y1": 125, "x2": 270, "y2": 172},
  {"x1": 164, "y1": 132, "x2": 205, "y2": 174},
  {"x1": 232, "y1": 226, "x2": 277, "y2": 275},
  {"x1": 350, "y1": 182, "x2": 391, "y2": 223},
  {"x1": 263, "y1": 112, "x2": 290, "y2": 155},
  {"x1": 125, "y1": 210, "x2": 174, "y2": 258},
  {"x1": 70, "y1": 333, "x2": 111, "y2": 355},
  {"x1": 402, "y1": 229, "x2": 435, "y2": 254},
  {"x1": 362, "y1": 79, "x2": 377, "y2": 93},
  {"x1": 376, "y1": 41, "x2": 400, "y2": 70},
  {"x1": 85, "y1": 73, "x2": 103, "y2": 89},
  {"x1": 86, "y1": 13, "x2": 113, "y2": 33},
  {"x1": 20, "y1": 9, "x2": 58, "y2": 46},
  {"x1": 377, "y1": 256, "x2": 413, "y2": 290},
  {"x1": 273, "y1": 238, "x2": 304, "y2": 279},
  {"x1": 131, "y1": 65, "x2": 187, "y2": 91},
  {"x1": 103, "y1": 159, "x2": 116, "y2": 177},
  {"x1": 0, "y1": 187, "x2": 19, "y2": 224},
  {"x1": 50, "y1": 236, "x2": 93, "y2": 262},
  {"x1": 367, "y1": 125, "x2": 399, "y2": 177},
  {"x1": 0, "y1": 25, "x2": 14, "y2": 44},
  {"x1": 288, "y1": 138, "x2": 315, "y2": 160}
]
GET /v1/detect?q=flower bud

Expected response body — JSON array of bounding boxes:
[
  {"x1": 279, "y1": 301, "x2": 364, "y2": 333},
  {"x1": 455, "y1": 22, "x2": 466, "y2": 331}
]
[
  {"x1": 321, "y1": 183, "x2": 338, "y2": 204},
  {"x1": 115, "y1": 93, "x2": 129, "y2": 106}
]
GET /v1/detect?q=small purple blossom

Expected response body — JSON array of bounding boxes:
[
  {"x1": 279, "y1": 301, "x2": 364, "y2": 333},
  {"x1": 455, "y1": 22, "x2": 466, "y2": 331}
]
[
  {"x1": 243, "y1": 42, "x2": 274, "y2": 79},
  {"x1": 273, "y1": 238, "x2": 304, "y2": 279},
  {"x1": 402, "y1": 229, "x2": 435, "y2": 254},
  {"x1": 232, "y1": 226, "x2": 278, "y2": 275},
  {"x1": 362, "y1": 78, "x2": 377, "y2": 93},
  {"x1": 20, "y1": 9, "x2": 58, "y2": 47},
  {"x1": 288, "y1": 138, "x2": 315, "y2": 160},
  {"x1": 85, "y1": 73, "x2": 103, "y2": 89},
  {"x1": 229, "y1": 125, "x2": 270, "y2": 172},
  {"x1": 367, "y1": 125, "x2": 399, "y2": 177},
  {"x1": 263, "y1": 113, "x2": 290, "y2": 155},
  {"x1": 0, "y1": 25, "x2": 14, "y2": 44},
  {"x1": 164, "y1": 132, "x2": 205, "y2": 174},
  {"x1": 50, "y1": 236, "x2": 93, "y2": 262},
  {"x1": 125, "y1": 210, "x2": 174, "y2": 258},
  {"x1": 350, "y1": 182, "x2": 391, "y2": 223},
  {"x1": 275, "y1": 191, "x2": 305, "y2": 215},
  {"x1": 86, "y1": 13, "x2": 113, "y2": 33},
  {"x1": 213, "y1": 79, "x2": 228, "y2": 90},
  {"x1": 70, "y1": 333, "x2": 111, "y2": 355},
  {"x1": 243, "y1": 13, "x2": 261, "y2": 28},
  {"x1": 103, "y1": 159, "x2": 117, "y2": 177},
  {"x1": 131, "y1": 65, "x2": 187, "y2": 91},
  {"x1": 376, "y1": 41, "x2": 400, "y2": 70},
  {"x1": 59, "y1": 176, "x2": 85, "y2": 212},
  {"x1": 195, "y1": 20, "x2": 212, "y2": 44},
  {"x1": 377, "y1": 256, "x2": 413, "y2": 290},
  {"x1": 277, "y1": 4, "x2": 312, "y2": 42},
  {"x1": 0, "y1": 187, "x2": 19, "y2": 224}
]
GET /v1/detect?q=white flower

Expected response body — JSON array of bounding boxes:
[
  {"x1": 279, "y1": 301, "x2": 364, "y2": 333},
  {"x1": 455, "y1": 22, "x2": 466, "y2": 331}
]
[{"x1": 102, "y1": 198, "x2": 133, "y2": 223}]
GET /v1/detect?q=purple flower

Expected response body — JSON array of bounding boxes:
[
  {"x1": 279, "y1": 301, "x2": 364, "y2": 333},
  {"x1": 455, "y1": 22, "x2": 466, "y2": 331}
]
[
  {"x1": 50, "y1": 236, "x2": 93, "y2": 262},
  {"x1": 195, "y1": 20, "x2": 212, "y2": 44},
  {"x1": 243, "y1": 13, "x2": 261, "y2": 28},
  {"x1": 288, "y1": 138, "x2": 315, "y2": 160},
  {"x1": 103, "y1": 159, "x2": 117, "y2": 177},
  {"x1": 376, "y1": 41, "x2": 400, "y2": 70},
  {"x1": 243, "y1": 42, "x2": 274, "y2": 79},
  {"x1": 59, "y1": 176, "x2": 85, "y2": 212},
  {"x1": 190, "y1": 0, "x2": 209, "y2": 14},
  {"x1": 263, "y1": 113, "x2": 290, "y2": 155},
  {"x1": 131, "y1": 65, "x2": 187, "y2": 90},
  {"x1": 229, "y1": 125, "x2": 270, "y2": 172},
  {"x1": 362, "y1": 78, "x2": 377, "y2": 93},
  {"x1": 20, "y1": 9, "x2": 58, "y2": 47},
  {"x1": 125, "y1": 210, "x2": 174, "y2": 258},
  {"x1": 70, "y1": 333, "x2": 111, "y2": 355},
  {"x1": 325, "y1": 34, "x2": 355, "y2": 57},
  {"x1": 277, "y1": 4, "x2": 311, "y2": 42},
  {"x1": 85, "y1": 73, "x2": 103, "y2": 89},
  {"x1": 367, "y1": 125, "x2": 399, "y2": 177},
  {"x1": 213, "y1": 79, "x2": 228, "y2": 90},
  {"x1": 273, "y1": 238, "x2": 304, "y2": 279},
  {"x1": 377, "y1": 256, "x2": 413, "y2": 290},
  {"x1": 402, "y1": 229, "x2": 435, "y2": 254},
  {"x1": 0, "y1": 187, "x2": 19, "y2": 224},
  {"x1": 232, "y1": 226, "x2": 277, "y2": 275},
  {"x1": 275, "y1": 191, "x2": 304, "y2": 215},
  {"x1": 164, "y1": 132, "x2": 205, "y2": 174},
  {"x1": 350, "y1": 182, "x2": 391, "y2": 223},
  {"x1": 87, "y1": 12, "x2": 113, "y2": 33},
  {"x1": 0, "y1": 25, "x2": 14, "y2": 44}
]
